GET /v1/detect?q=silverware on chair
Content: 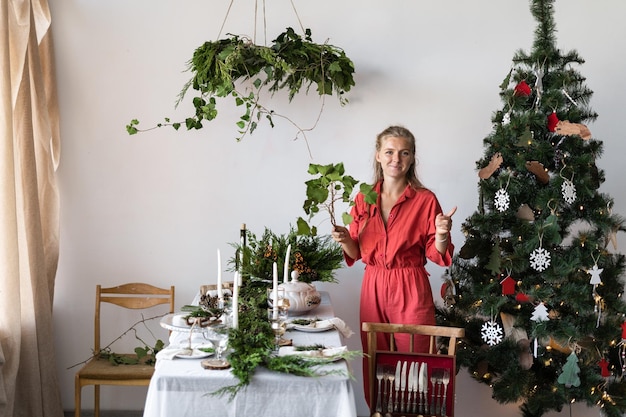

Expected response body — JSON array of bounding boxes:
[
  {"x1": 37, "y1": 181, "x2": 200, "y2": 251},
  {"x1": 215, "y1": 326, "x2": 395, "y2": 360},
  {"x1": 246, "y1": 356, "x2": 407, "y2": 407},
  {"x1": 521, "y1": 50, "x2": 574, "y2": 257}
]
[
  {"x1": 430, "y1": 368, "x2": 438, "y2": 416},
  {"x1": 419, "y1": 361, "x2": 427, "y2": 415},
  {"x1": 394, "y1": 361, "x2": 401, "y2": 412},
  {"x1": 375, "y1": 365, "x2": 383, "y2": 413},
  {"x1": 386, "y1": 365, "x2": 395, "y2": 414},
  {"x1": 441, "y1": 368, "x2": 450, "y2": 417},
  {"x1": 399, "y1": 361, "x2": 407, "y2": 413},
  {"x1": 407, "y1": 362, "x2": 415, "y2": 414}
]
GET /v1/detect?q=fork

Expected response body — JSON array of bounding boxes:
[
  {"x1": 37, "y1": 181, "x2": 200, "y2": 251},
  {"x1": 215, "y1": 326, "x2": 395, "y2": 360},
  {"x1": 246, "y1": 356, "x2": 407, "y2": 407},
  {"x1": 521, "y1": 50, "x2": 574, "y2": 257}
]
[
  {"x1": 429, "y1": 370, "x2": 437, "y2": 416},
  {"x1": 441, "y1": 369, "x2": 450, "y2": 417},
  {"x1": 375, "y1": 365, "x2": 384, "y2": 413},
  {"x1": 386, "y1": 365, "x2": 395, "y2": 414}
]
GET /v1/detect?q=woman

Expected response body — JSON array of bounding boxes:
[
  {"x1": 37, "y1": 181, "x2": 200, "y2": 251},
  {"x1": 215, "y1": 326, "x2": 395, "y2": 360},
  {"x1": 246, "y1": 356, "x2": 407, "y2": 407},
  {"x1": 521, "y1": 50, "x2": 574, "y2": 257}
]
[{"x1": 332, "y1": 125, "x2": 456, "y2": 404}]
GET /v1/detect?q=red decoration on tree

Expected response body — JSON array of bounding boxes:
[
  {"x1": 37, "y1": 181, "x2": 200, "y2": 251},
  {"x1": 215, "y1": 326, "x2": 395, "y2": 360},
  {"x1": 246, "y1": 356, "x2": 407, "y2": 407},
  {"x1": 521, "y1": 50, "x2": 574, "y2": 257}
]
[
  {"x1": 514, "y1": 80, "x2": 531, "y2": 97},
  {"x1": 599, "y1": 358, "x2": 611, "y2": 378},
  {"x1": 500, "y1": 275, "x2": 517, "y2": 295},
  {"x1": 516, "y1": 293, "x2": 532, "y2": 303},
  {"x1": 547, "y1": 112, "x2": 559, "y2": 132},
  {"x1": 621, "y1": 322, "x2": 626, "y2": 339}
]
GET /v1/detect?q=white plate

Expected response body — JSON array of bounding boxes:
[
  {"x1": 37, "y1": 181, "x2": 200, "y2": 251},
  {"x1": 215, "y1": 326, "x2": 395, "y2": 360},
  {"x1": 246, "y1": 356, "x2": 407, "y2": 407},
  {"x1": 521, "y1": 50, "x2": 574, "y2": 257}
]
[
  {"x1": 174, "y1": 345, "x2": 215, "y2": 359},
  {"x1": 292, "y1": 323, "x2": 334, "y2": 332}
]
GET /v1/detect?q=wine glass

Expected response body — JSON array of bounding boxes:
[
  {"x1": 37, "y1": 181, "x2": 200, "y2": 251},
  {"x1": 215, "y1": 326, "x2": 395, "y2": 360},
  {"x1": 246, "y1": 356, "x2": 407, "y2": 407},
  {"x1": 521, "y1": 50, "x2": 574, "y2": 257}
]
[{"x1": 203, "y1": 324, "x2": 230, "y2": 368}]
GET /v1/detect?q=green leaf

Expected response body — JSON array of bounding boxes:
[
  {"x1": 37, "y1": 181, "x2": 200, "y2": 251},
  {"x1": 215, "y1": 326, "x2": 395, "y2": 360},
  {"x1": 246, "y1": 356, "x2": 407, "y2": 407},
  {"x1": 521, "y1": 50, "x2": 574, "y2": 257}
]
[
  {"x1": 296, "y1": 217, "x2": 312, "y2": 235},
  {"x1": 341, "y1": 212, "x2": 354, "y2": 225}
]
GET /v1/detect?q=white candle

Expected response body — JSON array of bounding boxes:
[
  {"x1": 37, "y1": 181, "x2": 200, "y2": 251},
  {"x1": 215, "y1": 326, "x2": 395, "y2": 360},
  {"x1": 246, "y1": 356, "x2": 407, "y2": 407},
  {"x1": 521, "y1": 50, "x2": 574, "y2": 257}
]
[
  {"x1": 272, "y1": 262, "x2": 278, "y2": 319},
  {"x1": 217, "y1": 249, "x2": 223, "y2": 299},
  {"x1": 283, "y1": 244, "x2": 291, "y2": 283},
  {"x1": 232, "y1": 272, "x2": 239, "y2": 329}
]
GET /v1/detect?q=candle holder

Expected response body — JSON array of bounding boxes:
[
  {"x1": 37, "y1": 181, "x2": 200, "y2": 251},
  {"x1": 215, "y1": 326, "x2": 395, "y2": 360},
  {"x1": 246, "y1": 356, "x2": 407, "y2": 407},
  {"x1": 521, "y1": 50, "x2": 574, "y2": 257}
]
[{"x1": 267, "y1": 307, "x2": 289, "y2": 354}]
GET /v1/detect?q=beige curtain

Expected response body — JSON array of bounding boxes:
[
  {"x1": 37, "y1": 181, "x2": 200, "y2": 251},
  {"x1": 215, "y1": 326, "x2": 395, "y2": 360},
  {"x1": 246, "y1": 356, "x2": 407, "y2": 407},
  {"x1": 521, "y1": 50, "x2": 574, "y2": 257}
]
[{"x1": 0, "y1": 0, "x2": 63, "y2": 416}]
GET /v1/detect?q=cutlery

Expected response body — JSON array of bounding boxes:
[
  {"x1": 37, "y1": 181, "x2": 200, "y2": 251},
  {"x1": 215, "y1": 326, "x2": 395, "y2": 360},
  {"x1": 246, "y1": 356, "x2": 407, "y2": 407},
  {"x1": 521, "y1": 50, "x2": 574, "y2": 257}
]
[
  {"x1": 394, "y1": 361, "x2": 402, "y2": 412},
  {"x1": 441, "y1": 368, "x2": 450, "y2": 417},
  {"x1": 386, "y1": 365, "x2": 395, "y2": 414},
  {"x1": 419, "y1": 361, "x2": 427, "y2": 415},
  {"x1": 375, "y1": 365, "x2": 383, "y2": 413},
  {"x1": 400, "y1": 361, "x2": 407, "y2": 413},
  {"x1": 430, "y1": 368, "x2": 438, "y2": 416},
  {"x1": 407, "y1": 362, "x2": 415, "y2": 414},
  {"x1": 410, "y1": 361, "x2": 418, "y2": 413}
]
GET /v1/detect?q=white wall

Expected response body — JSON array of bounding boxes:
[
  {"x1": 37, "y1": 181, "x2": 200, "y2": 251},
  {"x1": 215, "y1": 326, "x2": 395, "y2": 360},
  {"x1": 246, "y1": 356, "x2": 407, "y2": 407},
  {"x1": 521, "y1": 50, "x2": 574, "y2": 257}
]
[{"x1": 49, "y1": 1, "x2": 626, "y2": 416}]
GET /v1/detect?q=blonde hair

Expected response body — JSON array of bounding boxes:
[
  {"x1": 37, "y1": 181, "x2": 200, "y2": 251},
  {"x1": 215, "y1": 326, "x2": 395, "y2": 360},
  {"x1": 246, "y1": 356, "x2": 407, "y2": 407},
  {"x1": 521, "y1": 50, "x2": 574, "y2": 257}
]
[{"x1": 373, "y1": 125, "x2": 424, "y2": 189}]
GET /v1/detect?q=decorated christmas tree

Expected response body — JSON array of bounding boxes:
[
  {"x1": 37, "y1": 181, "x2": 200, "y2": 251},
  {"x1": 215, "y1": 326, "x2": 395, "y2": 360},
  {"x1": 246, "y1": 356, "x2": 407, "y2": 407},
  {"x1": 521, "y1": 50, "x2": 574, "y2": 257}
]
[{"x1": 441, "y1": 1, "x2": 626, "y2": 416}]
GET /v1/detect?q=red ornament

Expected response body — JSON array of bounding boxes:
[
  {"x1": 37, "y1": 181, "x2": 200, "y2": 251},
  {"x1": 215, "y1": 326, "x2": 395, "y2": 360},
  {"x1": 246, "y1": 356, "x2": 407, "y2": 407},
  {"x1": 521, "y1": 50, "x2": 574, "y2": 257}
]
[
  {"x1": 621, "y1": 322, "x2": 626, "y2": 339},
  {"x1": 514, "y1": 81, "x2": 531, "y2": 97},
  {"x1": 547, "y1": 112, "x2": 559, "y2": 132},
  {"x1": 516, "y1": 293, "x2": 531, "y2": 303},
  {"x1": 599, "y1": 358, "x2": 611, "y2": 378},
  {"x1": 500, "y1": 275, "x2": 517, "y2": 296}
]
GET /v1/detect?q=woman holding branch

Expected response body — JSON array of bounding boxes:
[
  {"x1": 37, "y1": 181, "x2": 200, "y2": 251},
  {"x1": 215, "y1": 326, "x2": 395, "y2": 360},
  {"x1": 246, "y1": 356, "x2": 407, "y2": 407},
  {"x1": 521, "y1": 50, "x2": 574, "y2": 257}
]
[{"x1": 331, "y1": 125, "x2": 456, "y2": 404}]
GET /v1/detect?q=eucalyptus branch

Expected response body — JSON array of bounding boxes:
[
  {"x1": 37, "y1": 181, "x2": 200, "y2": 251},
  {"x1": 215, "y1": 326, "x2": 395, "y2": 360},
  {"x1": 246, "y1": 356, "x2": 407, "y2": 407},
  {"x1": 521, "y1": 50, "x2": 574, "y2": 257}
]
[{"x1": 66, "y1": 313, "x2": 167, "y2": 369}]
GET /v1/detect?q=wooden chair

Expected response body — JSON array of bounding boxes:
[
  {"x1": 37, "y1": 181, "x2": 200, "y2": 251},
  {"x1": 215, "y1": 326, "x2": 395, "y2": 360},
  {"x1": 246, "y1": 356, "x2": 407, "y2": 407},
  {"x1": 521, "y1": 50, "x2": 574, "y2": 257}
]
[
  {"x1": 74, "y1": 283, "x2": 175, "y2": 417},
  {"x1": 361, "y1": 322, "x2": 465, "y2": 415},
  {"x1": 199, "y1": 281, "x2": 234, "y2": 296}
]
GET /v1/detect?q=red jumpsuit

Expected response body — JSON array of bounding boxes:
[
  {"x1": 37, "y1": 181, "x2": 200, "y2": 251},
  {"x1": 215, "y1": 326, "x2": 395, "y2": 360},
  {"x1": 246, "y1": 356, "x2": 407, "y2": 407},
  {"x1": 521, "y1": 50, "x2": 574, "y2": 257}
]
[{"x1": 344, "y1": 181, "x2": 453, "y2": 405}]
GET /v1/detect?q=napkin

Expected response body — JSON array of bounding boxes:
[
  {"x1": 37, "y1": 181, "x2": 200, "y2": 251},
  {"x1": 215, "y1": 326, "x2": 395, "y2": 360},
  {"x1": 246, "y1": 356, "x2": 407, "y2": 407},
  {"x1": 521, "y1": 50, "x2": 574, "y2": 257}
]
[
  {"x1": 315, "y1": 318, "x2": 354, "y2": 338},
  {"x1": 156, "y1": 346, "x2": 192, "y2": 361},
  {"x1": 278, "y1": 345, "x2": 348, "y2": 358}
]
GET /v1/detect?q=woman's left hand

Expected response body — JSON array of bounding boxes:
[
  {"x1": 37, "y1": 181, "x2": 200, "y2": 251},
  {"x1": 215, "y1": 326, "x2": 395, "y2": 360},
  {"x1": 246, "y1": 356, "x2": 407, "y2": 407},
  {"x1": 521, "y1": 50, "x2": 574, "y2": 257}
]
[{"x1": 435, "y1": 206, "x2": 457, "y2": 238}]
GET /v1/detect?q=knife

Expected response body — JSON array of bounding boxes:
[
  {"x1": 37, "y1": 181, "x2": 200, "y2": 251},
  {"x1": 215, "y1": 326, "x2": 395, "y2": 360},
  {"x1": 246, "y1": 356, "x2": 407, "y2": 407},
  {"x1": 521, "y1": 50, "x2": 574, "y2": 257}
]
[
  {"x1": 408, "y1": 362, "x2": 416, "y2": 413},
  {"x1": 400, "y1": 361, "x2": 407, "y2": 412},
  {"x1": 419, "y1": 361, "x2": 428, "y2": 414},
  {"x1": 394, "y1": 361, "x2": 402, "y2": 412},
  {"x1": 411, "y1": 361, "x2": 419, "y2": 413}
]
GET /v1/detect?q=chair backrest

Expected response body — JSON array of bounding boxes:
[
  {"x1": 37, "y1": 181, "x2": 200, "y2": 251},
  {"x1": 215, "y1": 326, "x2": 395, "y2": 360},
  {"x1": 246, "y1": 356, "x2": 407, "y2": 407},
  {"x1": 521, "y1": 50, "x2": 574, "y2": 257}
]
[
  {"x1": 199, "y1": 282, "x2": 234, "y2": 297},
  {"x1": 95, "y1": 283, "x2": 175, "y2": 353},
  {"x1": 362, "y1": 322, "x2": 465, "y2": 355},
  {"x1": 361, "y1": 322, "x2": 465, "y2": 410}
]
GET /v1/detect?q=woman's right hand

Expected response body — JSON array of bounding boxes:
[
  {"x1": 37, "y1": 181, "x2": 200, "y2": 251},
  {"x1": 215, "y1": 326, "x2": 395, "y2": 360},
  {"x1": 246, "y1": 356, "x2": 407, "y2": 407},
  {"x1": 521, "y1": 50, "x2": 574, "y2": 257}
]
[{"x1": 331, "y1": 226, "x2": 351, "y2": 244}]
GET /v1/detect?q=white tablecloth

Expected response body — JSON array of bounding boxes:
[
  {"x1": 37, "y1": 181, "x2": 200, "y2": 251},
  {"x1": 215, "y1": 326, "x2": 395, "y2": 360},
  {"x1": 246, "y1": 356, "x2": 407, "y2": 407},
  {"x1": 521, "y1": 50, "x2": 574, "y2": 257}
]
[{"x1": 143, "y1": 292, "x2": 357, "y2": 417}]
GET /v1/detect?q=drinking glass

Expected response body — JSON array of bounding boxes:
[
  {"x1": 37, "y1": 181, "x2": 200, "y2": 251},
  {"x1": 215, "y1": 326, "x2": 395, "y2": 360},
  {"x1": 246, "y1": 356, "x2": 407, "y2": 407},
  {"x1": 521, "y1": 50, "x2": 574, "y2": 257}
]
[{"x1": 203, "y1": 324, "x2": 230, "y2": 367}]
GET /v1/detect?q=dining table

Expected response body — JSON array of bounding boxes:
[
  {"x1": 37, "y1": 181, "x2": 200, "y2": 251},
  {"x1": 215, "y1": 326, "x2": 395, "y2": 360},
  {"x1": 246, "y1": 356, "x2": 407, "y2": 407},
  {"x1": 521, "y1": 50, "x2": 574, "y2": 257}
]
[{"x1": 142, "y1": 291, "x2": 357, "y2": 417}]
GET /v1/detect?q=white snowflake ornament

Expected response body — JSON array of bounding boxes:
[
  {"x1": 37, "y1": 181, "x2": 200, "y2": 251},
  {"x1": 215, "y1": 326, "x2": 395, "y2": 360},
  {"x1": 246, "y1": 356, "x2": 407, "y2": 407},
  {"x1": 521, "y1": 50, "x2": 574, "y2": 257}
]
[
  {"x1": 481, "y1": 319, "x2": 504, "y2": 346},
  {"x1": 561, "y1": 179, "x2": 577, "y2": 204},
  {"x1": 530, "y1": 247, "x2": 551, "y2": 272},
  {"x1": 494, "y1": 188, "x2": 510, "y2": 212}
]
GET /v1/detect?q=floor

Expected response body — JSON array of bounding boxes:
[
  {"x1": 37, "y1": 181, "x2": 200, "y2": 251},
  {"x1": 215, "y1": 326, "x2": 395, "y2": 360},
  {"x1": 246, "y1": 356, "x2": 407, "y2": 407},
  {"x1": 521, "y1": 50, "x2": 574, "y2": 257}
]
[{"x1": 65, "y1": 412, "x2": 143, "y2": 417}]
